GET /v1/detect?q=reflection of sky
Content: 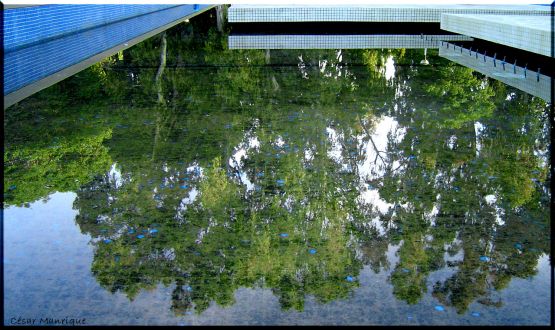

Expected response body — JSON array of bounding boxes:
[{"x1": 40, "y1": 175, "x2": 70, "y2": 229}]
[{"x1": 3, "y1": 196, "x2": 551, "y2": 325}]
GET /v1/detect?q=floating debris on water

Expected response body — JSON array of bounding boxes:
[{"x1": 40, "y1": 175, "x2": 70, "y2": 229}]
[{"x1": 434, "y1": 305, "x2": 445, "y2": 311}]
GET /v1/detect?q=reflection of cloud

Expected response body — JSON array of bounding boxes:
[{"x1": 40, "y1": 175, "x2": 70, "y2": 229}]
[
  {"x1": 383, "y1": 56, "x2": 395, "y2": 81},
  {"x1": 358, "y1": 116, "x2": 404, "y2": 181},
  {"x1": 326, "y1": 127, "x2": 343, "y2": 164},
  {"x1": 484, "y1": 194, "x2": 505, "y2": 226},
  {"x1": 474, "y1": 121, "x2": 484, "y2": 156},
  {"x1": 108, "y1": 162, "x2": 123, "y2": 189}
]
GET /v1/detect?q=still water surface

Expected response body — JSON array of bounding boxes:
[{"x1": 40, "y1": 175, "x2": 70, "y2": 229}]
[{"x1": 3, "y1": 18, "x2": 551, "y2": 325}]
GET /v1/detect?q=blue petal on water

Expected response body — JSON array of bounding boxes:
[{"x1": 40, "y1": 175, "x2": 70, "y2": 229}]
[
  {"x1": 514, "y1": 243, "x2": 523, "y2": 250},
  {"x1": 309, "y1": 248, "x2": 317, "y2": 254},
  {"x1": 137, "y1": 235, "x2": 145, "y2": 239},
  {"x1": 149, "y1": 229, "x2": 159, "y2": 234},
  {"x1": 277, "y1": 179, "x2": 285, "y2": 186},
  {"x1": 345, "y1": 276, "x2": 354, "y2": 282},
  {"x1": 180, "y1": 185, "x2": 188, "y2": 189},
  {"x1": 471, "y1": 312, "x2": 480, "y2": 317},
  {"x1": 434, "y1": 305, "x2": 445, "y2": 311},
  {"x1": 279, "y1": 233, "x2": 289, "y2": 238},
  {"x1": 104, "y1": 239, "x2": 112, "y2": 244},
  {"x1": 479, "y1": 256, "x2": 490, "y2": 262}
]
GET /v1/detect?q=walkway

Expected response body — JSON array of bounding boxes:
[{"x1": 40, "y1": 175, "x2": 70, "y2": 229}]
[{"x1": 4, "y1": 4, "x2": 213, "y2": 109}]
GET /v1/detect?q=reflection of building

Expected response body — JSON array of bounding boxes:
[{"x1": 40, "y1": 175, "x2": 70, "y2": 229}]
[
  {"x1": 229, "y1": 34, "x2": 472, "y2": 50},
  {"x1": 439, "y1": 43, "x2": 551, "y2": 103}
]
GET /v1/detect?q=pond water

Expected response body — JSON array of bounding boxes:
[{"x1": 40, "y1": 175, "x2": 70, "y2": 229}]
[{"x1": 3, "y1": 15, "x2": 551, "y2": 326}]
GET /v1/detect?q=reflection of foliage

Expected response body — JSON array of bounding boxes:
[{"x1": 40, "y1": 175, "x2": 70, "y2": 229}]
[
  {"x1": 424, "y1": 64, "x2": 495, "y2": 129},
  {"x1": 4, "y1": 103, "x2": 113, "y2": 206},
  {"x1": 4, "y1": 9, "x2": 550, "y2": 318}
]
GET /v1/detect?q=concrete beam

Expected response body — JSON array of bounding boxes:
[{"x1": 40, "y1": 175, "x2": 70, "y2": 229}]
[
  {"x1": 228, "y1": 4, "x2": 550, "y2": 23},
  {"x1": 439, "y1": 43, "x2": 551, "y2": 103},
  {"x1": 228, "y1": 34, "x2": 473, "y2": 50},
  {"x1": 441, "y1": 14, "x2": 552, "y2": 58}
]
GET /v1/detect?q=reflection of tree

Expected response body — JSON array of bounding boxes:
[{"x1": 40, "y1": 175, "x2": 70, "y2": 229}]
[
  {"x1": 4, "y1": 11, "x2": 550, "y2": 318},
  {"x1": 375, "y1": 61, "x2": 550, "y2": 312}
]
